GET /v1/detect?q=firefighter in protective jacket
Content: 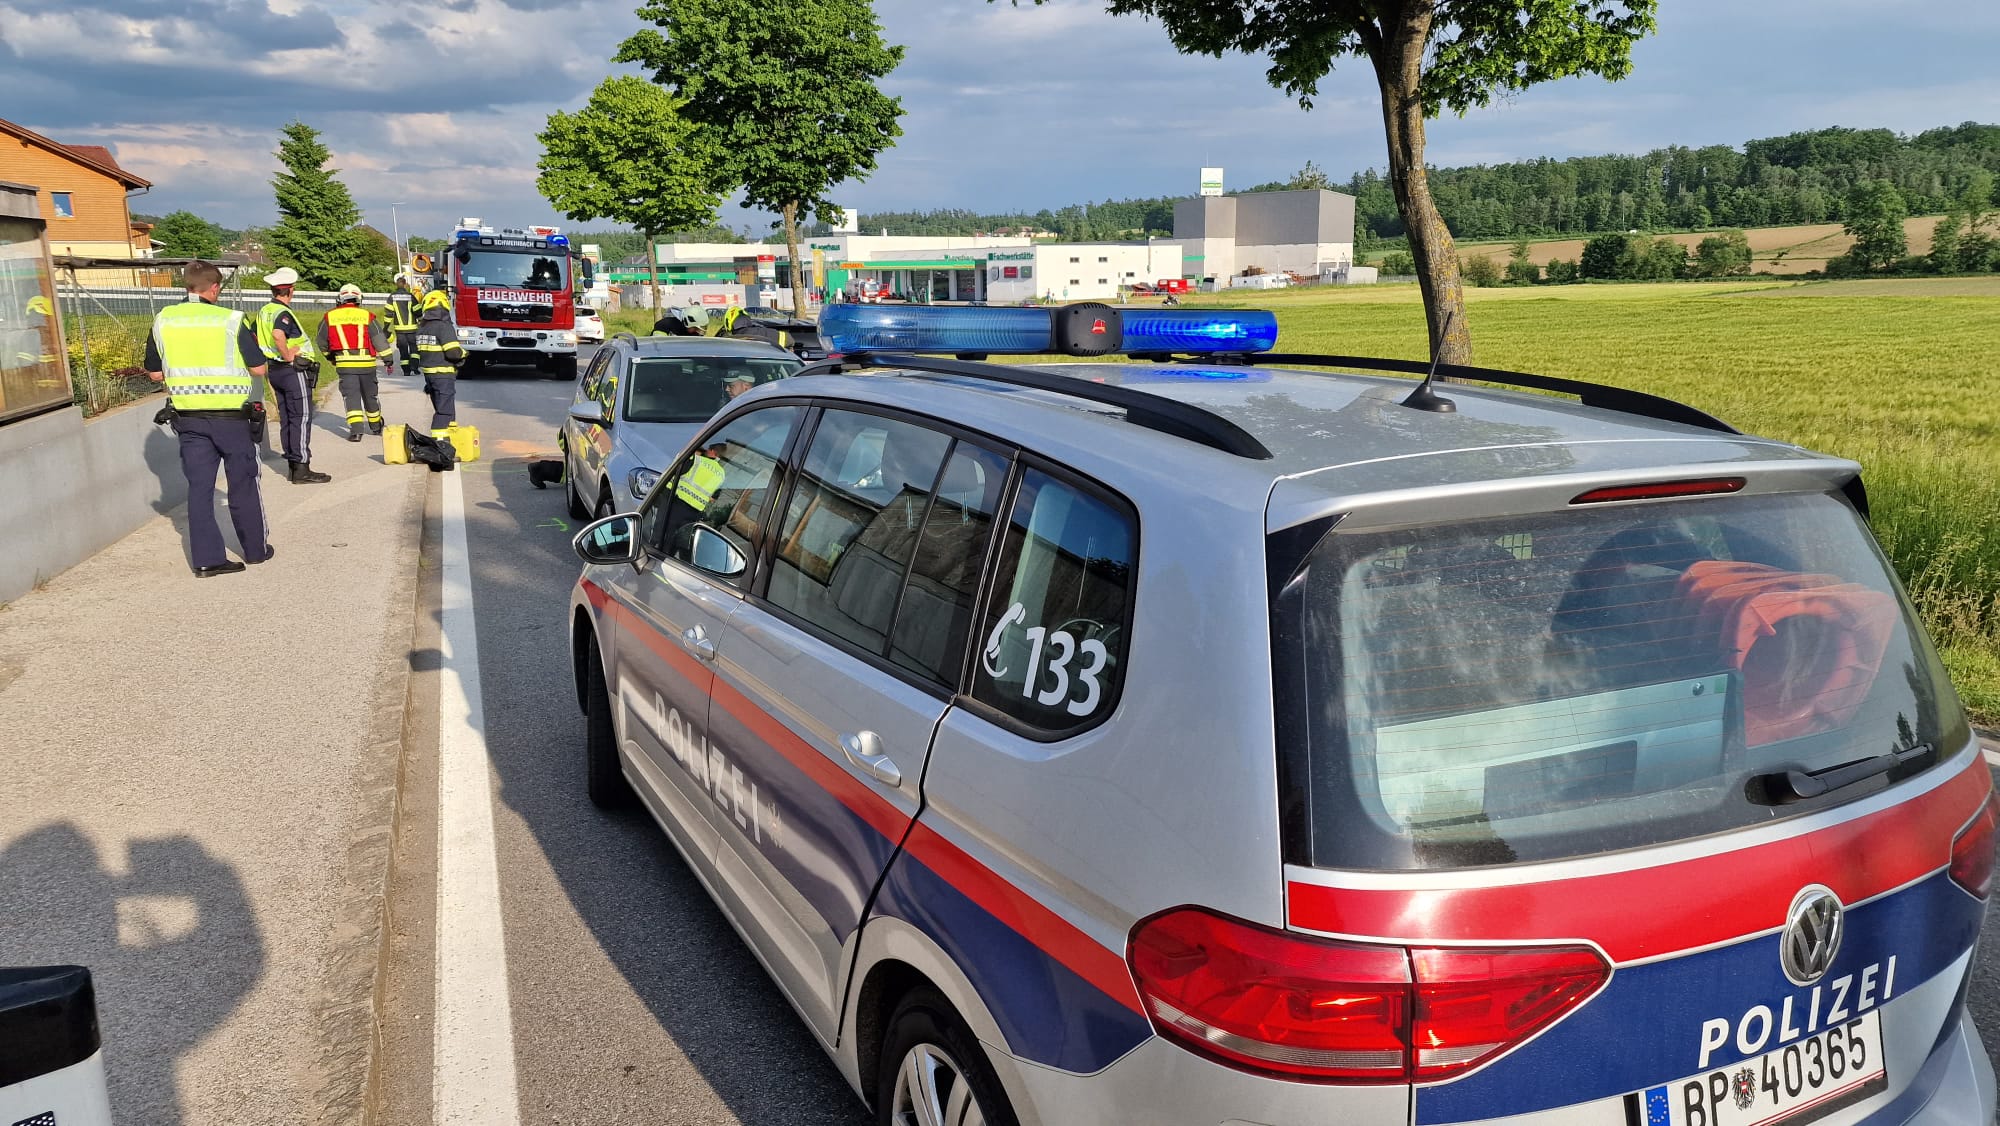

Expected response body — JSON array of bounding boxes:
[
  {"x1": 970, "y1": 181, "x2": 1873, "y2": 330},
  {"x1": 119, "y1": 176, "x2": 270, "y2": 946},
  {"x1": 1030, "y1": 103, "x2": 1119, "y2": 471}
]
[
  {"x1": 316, "y1": 284, "x2": 398, "y2": 441},
  {"x1": 414, "y1": 288, "x2": 465, "y2": 440},
  {"x1": 382, "y1": 275, "x2": 422, "y2": 369}
]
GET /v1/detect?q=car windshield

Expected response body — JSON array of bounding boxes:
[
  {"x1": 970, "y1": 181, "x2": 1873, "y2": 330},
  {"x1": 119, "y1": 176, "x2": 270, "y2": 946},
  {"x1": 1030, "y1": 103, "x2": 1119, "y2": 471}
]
[
  {"x1": 1283, "y1": 491, "x2": 1966, "y2": 870},
  {"x1": 458, "y1": 250, "x2": 569, "y2": 291},
  {"x1": 623, "y1": 356, "x2": 799, "y2": 423}
]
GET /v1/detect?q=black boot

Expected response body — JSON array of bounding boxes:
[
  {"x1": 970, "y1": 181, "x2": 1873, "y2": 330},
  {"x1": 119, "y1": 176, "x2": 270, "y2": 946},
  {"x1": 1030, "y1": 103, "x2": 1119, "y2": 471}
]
[
  {"x1": 347, "y1": 426, "x2": 363, "y2": 443},
  {"x1": 368, "y1": 421, "x2": 384, "y2": 435},
  {"x1": 292, "y1": 462, "x2": 331, "y2": 484}
]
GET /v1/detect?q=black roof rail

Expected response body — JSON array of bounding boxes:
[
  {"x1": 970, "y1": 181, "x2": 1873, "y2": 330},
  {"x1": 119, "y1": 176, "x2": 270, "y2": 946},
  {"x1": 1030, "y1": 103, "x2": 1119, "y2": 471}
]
[
  {"x1": 1232, "y1": 353, "x2": 1739, "y2": 435},
  {"x1": 611, "y1": 331, "x2": 639, "y2": 345},
  {"x1": 799, "y1": 352, "x2": 1274, "y2": 460}
]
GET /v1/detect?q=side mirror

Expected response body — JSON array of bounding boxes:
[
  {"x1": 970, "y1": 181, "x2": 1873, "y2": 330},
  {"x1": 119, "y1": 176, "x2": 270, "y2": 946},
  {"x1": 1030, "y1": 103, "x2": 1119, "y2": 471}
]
[
  {"x1": 568, "y1": 401, "x2": 609, "y2": 426},
  {"x1": 453, "y1": 248, "x2": 471, "y2": 264},
  {"x1": 581, "y1": 258, "x2": 596, "y2": 281},
  {"x1": 573, "y1": 513, "x2": 639, "y2": 566},
  {"x1": 688, "y1": 525, "x2": 747, "y2": 576}
]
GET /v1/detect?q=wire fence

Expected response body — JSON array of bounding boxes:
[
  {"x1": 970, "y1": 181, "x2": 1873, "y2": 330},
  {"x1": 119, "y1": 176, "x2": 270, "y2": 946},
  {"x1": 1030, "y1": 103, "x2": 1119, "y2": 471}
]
[{"x1": 56, "y1": 279, "x2": 392, "y2": 417}]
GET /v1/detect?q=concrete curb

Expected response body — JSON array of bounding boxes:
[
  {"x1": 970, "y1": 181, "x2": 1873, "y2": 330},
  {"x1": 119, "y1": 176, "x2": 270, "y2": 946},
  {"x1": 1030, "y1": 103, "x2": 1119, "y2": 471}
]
[{"x1": 311, "y1": 466, "x2": 429, "y2": 1126}]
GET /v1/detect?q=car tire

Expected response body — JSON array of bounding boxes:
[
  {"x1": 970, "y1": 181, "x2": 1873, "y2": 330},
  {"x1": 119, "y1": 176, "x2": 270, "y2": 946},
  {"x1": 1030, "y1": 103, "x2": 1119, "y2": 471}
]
[
  {"x1": 583, "y1": 642, "x2": 633, "y2": 809},
  {"x1": 566, "y1": 460, "x2": 592, "y2": 522},
  {"x1": 460, "y1": 354, "x2": 484, "y2": 379},
  {"x1": 875, "y1": 988, "x2": 1018, "y2": 1126},
  {"x1": 594, "y1": 487, "x2": 615, "y2": 521},
  {"x1": 544, "y1": 355, "x2": 578, "y2": 382}
]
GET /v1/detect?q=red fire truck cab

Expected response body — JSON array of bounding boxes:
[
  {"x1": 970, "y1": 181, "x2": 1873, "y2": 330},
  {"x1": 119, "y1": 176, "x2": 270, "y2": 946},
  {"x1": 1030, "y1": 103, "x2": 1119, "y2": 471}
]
[{"x1": 438, "y1": 219, "x2": 591, "y2": 380}]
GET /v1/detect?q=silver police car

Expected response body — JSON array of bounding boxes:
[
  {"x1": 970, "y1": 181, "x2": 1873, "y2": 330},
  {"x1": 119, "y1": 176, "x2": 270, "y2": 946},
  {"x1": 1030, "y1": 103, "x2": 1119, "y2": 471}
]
[
  {"x1": 562, "y1": 333, "x2": 800, "y2": 520},
  {"x1": 568, "y1": 304, "x2": 1996, "y2": 1126}
]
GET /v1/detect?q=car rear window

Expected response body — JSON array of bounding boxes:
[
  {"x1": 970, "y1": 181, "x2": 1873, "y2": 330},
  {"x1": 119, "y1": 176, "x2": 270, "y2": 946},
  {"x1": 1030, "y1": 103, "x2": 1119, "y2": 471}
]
[
  {"x1": 624, "y1": 356, "x2": 799, "y2": 423},
  {"x1": 1283, "y1": 491, "x2": 1967, "y2": 870}
]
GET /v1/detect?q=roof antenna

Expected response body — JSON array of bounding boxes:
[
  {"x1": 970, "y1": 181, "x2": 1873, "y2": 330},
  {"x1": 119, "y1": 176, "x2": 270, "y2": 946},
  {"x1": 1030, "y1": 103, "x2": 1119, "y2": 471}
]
[{"x1": 1401, "y1": 308, "x2": 1458, "y2": 414}]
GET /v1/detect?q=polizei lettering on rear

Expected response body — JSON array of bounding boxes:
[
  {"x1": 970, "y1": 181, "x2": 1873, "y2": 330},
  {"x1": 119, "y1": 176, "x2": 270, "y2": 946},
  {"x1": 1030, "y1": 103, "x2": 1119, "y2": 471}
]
[{"x1": 1696, "y1": 957, "x2": 1896, "y2": 1068}]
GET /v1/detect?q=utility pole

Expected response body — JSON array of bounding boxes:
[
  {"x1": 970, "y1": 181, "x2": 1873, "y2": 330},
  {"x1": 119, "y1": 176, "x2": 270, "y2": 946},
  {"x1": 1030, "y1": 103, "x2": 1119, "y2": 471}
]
[{"x1": 391, "y1": 201, "x2": 407, "y2": 272}]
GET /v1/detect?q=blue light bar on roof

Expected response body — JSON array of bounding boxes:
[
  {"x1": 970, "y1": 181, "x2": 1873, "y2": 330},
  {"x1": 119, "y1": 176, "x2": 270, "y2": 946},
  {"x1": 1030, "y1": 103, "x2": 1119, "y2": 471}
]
[
  {"x1": 819, "y1": 304, "x2": 1280, "y2": 357},
  {"x1": 820, "y1": 304, "x2": 1054, "y2": 354},
  {"x1": 1121, "y1": 309, "x2": 1279, "y2": 354},
  {"x1": 547, "y1": 234, "x2": 569, "y2": 247}
]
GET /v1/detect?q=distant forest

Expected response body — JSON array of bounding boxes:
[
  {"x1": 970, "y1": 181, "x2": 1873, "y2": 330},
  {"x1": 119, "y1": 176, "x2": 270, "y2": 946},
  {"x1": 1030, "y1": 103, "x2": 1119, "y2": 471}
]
[{"x1": 804, "y1": 122, "x2": 2000, "y2": 247}]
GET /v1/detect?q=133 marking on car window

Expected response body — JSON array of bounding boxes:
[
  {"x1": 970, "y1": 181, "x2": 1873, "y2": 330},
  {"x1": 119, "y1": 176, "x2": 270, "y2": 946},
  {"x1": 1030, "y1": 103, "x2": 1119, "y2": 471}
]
[{"x1": 983, "y1": 602, "x2": 1110, "y2": 718}]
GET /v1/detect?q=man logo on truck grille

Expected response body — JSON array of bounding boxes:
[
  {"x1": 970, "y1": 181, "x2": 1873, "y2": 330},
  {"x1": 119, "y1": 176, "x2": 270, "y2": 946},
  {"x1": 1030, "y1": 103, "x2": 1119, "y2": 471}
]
[{"x1": 1780, "y1": 885, "x2": 1844, "y2": 986}]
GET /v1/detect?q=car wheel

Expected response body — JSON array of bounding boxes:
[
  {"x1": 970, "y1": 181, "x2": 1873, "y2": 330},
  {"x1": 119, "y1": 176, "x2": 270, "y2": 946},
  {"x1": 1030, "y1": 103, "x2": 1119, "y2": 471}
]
[
  {"x1": 875, "y1": 989, "x2": 1018, "y2": 1126},
  {"x1": 594, "y1": 487, "x2": 615, "y2": 521},
  {"x1": 544, "y1": 355, "x2": 578, "y2": 382},
  {"x1": 583, "y1": 643, "x2": 633, "y2": 808},
  {"x1": 460, "y1": 354, "x2": 485, "y2": 378},
  {"x1": 566, "y1": 459, "x2": 591, "y2": 522}
]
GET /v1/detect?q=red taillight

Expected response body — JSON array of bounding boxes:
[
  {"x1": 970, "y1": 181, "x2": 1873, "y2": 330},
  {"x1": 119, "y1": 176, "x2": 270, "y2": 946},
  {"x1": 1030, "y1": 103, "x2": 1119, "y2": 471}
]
[
  {"x1": 1571, "y1": 478, "x2": 1746, "y2": 504},
  {"x1": 1950, "y1": 790, "x2": 1999, "y2": 898},
  {"x1": 1409, "y1": 946, "x2": 1613, "y2": 1080},
  {"x1": 1128, "y1": 908, "x2": 1609, "y2": 1084}
]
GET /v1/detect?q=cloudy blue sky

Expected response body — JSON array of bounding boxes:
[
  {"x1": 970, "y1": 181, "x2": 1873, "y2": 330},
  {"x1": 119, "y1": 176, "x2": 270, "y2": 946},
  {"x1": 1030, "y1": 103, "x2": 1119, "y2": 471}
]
[{"x1": 2, "y1": 0, "x2": 1996, "y2": 239}]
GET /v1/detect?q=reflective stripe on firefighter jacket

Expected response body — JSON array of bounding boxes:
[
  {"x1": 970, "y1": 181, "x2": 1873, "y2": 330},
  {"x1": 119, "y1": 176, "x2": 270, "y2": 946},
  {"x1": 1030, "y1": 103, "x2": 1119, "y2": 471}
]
[
  {"x1": 319, "y1": 305, "x2": 389, "y2": 369},
  {"x1": 384, "y1": 290, "x2": 420, "y2": 333},
  {"x1": 675, "y1": 456, "x2": 727, "y2": 511},
  {"x1": 415, "y1": 312, "x2": 465, "y2": 375},
  {"x1": 710, "y1": 306, "x2": 743, "y2": 336},
  {"x1": 153, "y1": 301, "x2": 253, "y2": 411},
  {"x1": 255, "y1": 302, "x2": 315, "y2": 363}
]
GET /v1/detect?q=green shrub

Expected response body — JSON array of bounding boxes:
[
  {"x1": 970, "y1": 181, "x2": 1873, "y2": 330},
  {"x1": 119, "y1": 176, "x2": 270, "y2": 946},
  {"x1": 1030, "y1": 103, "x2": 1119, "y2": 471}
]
[{"x1": 1461, "y1": 254, "x2": 1502, "y2": 288}]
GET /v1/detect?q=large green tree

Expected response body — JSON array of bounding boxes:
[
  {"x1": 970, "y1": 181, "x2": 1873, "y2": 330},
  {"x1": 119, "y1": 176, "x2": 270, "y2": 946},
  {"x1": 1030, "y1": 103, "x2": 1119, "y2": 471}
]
[
  {"x1": 537, "y1": 75, "x2": 728, "y2": 313},
  {"x1": 616, "y1": 0, "x2": 905, "y2": 312},
  {"x1": 268, "y1": 122, "x2": 368, "y2": 289},
  {"x1": 1842, "y1": 180, "x2": 1909, "y2": 271},
  {"x1": 151, "y1": 210, "x2": 222, "y2": 259},
  {"x1": 1001, "y1": 0, "x2": 1656, "y2": 363}
]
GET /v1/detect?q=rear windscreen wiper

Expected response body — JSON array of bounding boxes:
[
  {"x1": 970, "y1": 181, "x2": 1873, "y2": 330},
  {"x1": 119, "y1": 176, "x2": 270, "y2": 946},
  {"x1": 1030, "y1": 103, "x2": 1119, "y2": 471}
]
[{"x1": 1752, "y1": 742, "x2": 1933, "y2": 805}]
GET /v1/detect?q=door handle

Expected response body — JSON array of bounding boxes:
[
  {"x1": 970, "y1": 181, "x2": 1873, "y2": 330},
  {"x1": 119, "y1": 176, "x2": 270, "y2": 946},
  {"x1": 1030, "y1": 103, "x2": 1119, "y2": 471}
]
[
  {"x1": 680, "y1": 625, "x2": 717, "y2": 663},
  {"x1": 839, "y1": 731, "x2": 902, "y2": 788}
]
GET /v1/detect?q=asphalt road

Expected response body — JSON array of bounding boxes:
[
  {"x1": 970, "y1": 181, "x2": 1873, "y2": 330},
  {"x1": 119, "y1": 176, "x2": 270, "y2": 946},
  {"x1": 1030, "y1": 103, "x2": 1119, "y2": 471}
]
[
  {"x1": 376, "y1": 350, "x2": 869, "y2": 1125},
  {"x1": 373, "y1": 348, "x2": 2000, "y2": 1122}
]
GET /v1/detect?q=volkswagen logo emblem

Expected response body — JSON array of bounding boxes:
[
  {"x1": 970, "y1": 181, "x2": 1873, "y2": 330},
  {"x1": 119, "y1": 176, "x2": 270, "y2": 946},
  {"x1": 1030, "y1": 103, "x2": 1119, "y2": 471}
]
[{"x1": 1780, "y1": 885, "x2": 1844, "y2": 986}]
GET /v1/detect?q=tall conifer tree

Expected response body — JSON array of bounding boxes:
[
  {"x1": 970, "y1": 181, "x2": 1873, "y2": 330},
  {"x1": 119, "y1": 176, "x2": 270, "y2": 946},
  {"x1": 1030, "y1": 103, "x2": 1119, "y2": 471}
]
[{"x1": 268, "y1": 122, "x2": 367, "y2": 289}]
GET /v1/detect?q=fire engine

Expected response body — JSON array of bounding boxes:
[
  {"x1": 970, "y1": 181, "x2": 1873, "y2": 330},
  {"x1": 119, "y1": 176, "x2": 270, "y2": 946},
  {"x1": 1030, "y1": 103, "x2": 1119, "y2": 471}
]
[{"x1": 434, "y1": 219, "x2": 594, "y2": 380}]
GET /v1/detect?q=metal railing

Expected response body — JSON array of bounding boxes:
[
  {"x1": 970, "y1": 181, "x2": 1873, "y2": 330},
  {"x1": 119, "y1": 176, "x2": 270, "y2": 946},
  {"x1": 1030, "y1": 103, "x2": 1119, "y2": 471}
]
[{"x1": 55, "y1": 281, "x2": 393, "y2": 415}]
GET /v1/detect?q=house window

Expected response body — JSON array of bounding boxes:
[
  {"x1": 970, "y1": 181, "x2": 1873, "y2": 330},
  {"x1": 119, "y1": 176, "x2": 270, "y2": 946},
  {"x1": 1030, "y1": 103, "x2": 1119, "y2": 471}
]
[
  {"x1": 1098, "y1": 278, "x2": 1109, "y2": 285},
  {"x1": 1098, "y1": 256, "x2": 1108, "y2": 263},
  {"x1": 1068, "y1": 256, "x2": 1079, "y2": 264},
  {"x1": 51, "y1": 192, "x2": 73, "y2": 219}
]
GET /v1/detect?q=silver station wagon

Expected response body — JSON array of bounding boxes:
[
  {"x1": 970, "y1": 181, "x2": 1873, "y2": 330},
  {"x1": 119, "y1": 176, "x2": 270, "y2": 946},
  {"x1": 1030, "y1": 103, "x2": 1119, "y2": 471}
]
[{"x1": 568, "y1": 304, "x2": 1996, "y2": 1126}]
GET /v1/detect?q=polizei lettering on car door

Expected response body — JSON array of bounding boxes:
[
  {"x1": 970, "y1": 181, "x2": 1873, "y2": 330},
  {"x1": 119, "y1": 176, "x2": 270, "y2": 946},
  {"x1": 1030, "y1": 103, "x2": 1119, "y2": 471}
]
[
  {"x1": 1695, "y1": 956, "x2": 1896, "y2": 1069},
  {"x1": 622, "y1": 684, "x2": 784, "y2": 849}
]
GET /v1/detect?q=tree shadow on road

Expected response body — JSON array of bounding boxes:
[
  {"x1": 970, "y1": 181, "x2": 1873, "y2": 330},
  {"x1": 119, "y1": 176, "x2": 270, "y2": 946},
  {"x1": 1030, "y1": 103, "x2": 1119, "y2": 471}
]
[{"x1": 0, "y1": 824, "x2": 265, "y2": 1126}]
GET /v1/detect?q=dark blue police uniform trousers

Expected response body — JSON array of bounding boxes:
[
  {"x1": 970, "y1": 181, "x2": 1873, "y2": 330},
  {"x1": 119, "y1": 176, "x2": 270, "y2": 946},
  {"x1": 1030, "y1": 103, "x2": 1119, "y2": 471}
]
[
  {"x1": 177, "y1": 414, "x2": 269, "y2": 569},
  {"x1": 267, "y1": 362, "x2": 313, "y2": 464}
]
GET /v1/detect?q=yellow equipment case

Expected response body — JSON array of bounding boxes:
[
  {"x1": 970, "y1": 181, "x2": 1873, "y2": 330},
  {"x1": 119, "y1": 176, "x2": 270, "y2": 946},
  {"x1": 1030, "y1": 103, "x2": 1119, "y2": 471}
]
[{"x1": 380, "y1": 424, "x2": 480, "y2": 464}]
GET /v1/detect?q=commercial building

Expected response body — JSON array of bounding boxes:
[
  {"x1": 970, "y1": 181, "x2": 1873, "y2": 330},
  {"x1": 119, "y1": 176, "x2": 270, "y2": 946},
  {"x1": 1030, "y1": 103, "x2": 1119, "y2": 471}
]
[
  {"x1": 1171, "y1": 188, "x2": 1356, "y2": 283},
  {"x1": 625, "y1": 233, "x2": 1182, "y2": 307}
]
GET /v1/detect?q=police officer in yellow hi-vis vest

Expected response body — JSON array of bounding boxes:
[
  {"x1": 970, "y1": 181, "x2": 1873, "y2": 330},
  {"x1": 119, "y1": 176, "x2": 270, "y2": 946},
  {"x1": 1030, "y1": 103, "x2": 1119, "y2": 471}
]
[
  {"x1": 382, "y1": 274, "x2": 421, "y2": 371},
  {"x1": 316, "y1": 283, "x2": 399, "y2": 441},
  {"x1": 255, "y1": 267, "x2": 330, "y2": 484},
  {"x1": 144, "y1": 261, "x2": 275, "y2": 578},
  {"x1": 413, "y1": 288, "x2": 464, "y2": 442}
]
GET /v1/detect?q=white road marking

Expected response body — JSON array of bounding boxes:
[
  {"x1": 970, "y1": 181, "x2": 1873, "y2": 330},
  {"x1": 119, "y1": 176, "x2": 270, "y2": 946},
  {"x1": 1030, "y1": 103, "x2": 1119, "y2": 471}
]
[
  {"x1": 434, "y1": 468, "x2": 523, "y2": 1124},
  {"x1": 1985, "y1": 746, "x2": 2000, "y2": 767}
]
